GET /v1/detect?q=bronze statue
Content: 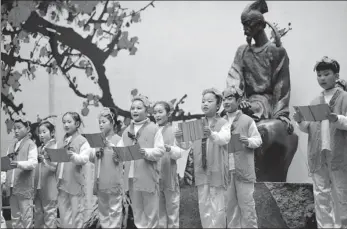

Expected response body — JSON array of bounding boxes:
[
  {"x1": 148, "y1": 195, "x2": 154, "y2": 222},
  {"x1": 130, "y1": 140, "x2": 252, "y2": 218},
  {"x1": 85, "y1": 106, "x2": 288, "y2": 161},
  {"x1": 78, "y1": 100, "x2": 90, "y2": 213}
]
[{"x1": 226, "y1": 0, "x2": 298, "y2": 182}]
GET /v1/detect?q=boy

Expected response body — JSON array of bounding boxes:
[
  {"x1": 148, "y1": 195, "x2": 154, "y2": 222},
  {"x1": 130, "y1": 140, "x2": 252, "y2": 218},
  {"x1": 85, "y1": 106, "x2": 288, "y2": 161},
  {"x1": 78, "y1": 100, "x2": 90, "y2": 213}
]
[
  {"x1": 293, "y1": 56, "x2": 347, "y2": 228},
  {"x1": 222, "y1": 86, "x2": 262, "y2": 228},
  {"x1": 176, "y1": 88, "x2": 230, "y2": 228},
  {"x1": 119, "y1": 95, "x2": 165, "y2": 228}
]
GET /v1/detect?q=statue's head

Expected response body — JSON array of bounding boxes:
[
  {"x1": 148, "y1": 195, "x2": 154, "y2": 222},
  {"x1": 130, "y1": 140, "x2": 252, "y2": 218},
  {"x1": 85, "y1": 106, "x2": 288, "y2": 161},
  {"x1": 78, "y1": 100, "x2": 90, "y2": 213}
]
[{"x1": 240, "y1": 0, "x2": 281, "y2": 46}]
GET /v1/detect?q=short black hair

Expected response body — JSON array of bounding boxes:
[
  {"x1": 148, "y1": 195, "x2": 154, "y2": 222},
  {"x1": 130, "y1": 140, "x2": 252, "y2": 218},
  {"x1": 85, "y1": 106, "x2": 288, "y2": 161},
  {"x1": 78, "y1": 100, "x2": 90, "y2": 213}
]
[{"x1": 315, "y1": 61, "x2": 340, "y2": 74}]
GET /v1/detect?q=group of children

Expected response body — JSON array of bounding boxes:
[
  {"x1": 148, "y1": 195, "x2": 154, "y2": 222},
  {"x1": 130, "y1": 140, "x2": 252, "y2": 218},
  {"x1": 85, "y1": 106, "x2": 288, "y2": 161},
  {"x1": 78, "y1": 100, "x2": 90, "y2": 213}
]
[{"x1": 0, "y1": 56, "x2": 346, "y2": 229}]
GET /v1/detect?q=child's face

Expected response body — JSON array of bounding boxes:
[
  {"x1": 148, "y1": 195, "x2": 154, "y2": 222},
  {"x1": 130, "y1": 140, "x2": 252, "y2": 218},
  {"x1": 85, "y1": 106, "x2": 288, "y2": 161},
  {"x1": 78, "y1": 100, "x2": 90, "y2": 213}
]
[
  {"x1": 62, "y1": 114, "x2": 79, "y2": 135},
  {"x1": 13, "y1": 122, "x2": 30, "y2": 140},
  {"x1": 223, "y1": 96, "x2": 239, "y2": 113},
  {"x1": 317, "y1": 69, "x2": 338, "y2": 90},
  {"x1": 201, "y1": 93, "x2": 219, "y2": 117},
  {"x1": 153, "y1": 104, "x2": 169, "y2": 126},
  {"x1": 39, "y1": 125, "x2": 53, "y2": 144},
  {"x1": 131, "y1": 100, "x2": 147, "y2": 122},
  {"x1": 99, "y1": 116, "x2": 113, "y2": 135}
]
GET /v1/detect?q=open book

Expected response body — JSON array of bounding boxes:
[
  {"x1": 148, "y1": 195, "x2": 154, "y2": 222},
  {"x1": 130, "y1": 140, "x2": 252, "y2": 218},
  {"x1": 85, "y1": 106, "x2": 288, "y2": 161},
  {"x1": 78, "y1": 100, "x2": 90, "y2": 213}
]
[
  {"x1": 82, "y1": 133, "x2": 106, "y2": 148},
  {"x1": 177, "y1": 119, "x2": 208, "y2": 142},
  {"x1": 228, "y1": 134, "x2": 244, "y2": 153},
  {"x1": 45, "y1": 148, "x2": 70, "y2": 162},
  {"x1": 293, "y1": 104, "x2": 331, "y2": 122},
  {"x1": 1, "y1": 156, "x2": 13, "y2": 171},
  {"x1": 112, "y1": 144, "x2": 143, "y2": 161}
]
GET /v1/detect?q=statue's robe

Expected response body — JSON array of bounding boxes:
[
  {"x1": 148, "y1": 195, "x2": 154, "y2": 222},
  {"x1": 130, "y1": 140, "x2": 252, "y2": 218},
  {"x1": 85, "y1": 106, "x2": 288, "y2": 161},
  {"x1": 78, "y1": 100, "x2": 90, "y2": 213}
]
[{"x1": 227, "y1": 41, "x2": 291, "y2": 126}]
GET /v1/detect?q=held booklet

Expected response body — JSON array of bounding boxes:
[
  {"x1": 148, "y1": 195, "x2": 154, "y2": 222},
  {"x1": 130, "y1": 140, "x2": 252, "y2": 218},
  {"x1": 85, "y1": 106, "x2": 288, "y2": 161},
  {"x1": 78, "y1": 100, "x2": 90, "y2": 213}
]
[
  {"x1": 112, "y1": 144, "x2": 144, "y2": 161},
  {"x1": 177, "y1": 119, "x2": 208, "y2": 142},
  {"x1": 82, "y1": 133, "x2": 106, "y2": 148},
  {"x1": 1, "y1": 156, "x2": 13, "y2": 171},
  {"x1": 293, "y1": 104, "x2": 331, "y2": 122},
  {"x1": 45, "y1": 148, "x2": 70, "y2": 162}
]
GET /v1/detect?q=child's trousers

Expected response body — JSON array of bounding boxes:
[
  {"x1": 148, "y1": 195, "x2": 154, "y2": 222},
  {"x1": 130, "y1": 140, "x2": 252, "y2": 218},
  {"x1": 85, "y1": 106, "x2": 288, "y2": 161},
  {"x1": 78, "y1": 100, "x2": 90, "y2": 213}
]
[
  {"x1": 57, "y1": 190, "x2": 85, "y2": 228},
  {"x1": 129, "y1": 179, "x2": 159, "y2": 228},
  {"x1": 97, "y1": 190, "x2": 123, "y2": 228},
  {"x1": 312, "y1": 162, "x2": 347, "y2": 228},
  {"x1": 225, "y1": 171, "x2": 258, "y2": 228},
  {"x1": 1, "y1": 210, "x2": 6, "y2": 228},
  {"x1": 10, "y1": 195, "x2": 33, "y2": 228},
  {"x1": 159, "y1": 188, "x2": 180, "y2": 228},
  {"x1": 34, "y1": 191, "x2": 57, "y2": 228},
  {"x1": 197, "y1": 184, "x2": 226, "y2": 228}
]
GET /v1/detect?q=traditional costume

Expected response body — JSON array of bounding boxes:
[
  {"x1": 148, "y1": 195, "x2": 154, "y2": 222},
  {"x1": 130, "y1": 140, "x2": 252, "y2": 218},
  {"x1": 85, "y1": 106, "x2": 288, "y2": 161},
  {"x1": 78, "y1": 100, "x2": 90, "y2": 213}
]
[
  {"x1": 5, "y1": 116, "x2": 38, "y2": 229},
  {"x1": 193, "y1": 88, "x2": 230, "y2": 228},
  {"x1": 158, "y1": 121, "x2": 186, "y2": 228},
  {"x1": 222, "y1": 86, "x2": 262, "y2": 228},
  {"x1": 297, "y1": 57, "x2": 347, "y2": 228},
  {"x1": 89, "y1": 108, "x2": 123, "y2": 229},
  {"x1": 34, "y1": 137, "x2": 58, "y2": 228},
  {"x1": 119, "y1": 95, "x2": 165, "y2": 228},
  {"x1": 56, "y1": 133, "x2": 91, "y2": 228}
]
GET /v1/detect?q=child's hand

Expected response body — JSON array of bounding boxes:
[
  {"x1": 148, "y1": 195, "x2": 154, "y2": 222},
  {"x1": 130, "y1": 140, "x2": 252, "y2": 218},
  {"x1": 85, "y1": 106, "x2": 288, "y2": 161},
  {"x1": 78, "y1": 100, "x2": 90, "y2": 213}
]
[
  {"x1": 239, "y1": 135, "x2": 249, "y2": 146},
  {"x1": 327, "y1": 113, "x2": 338, "y2": 123},
  {"x1": 164, "y1": 144, "x2": 171, "y2": 152},
  {"x1": 96, "y1": 148, "x2": 104, "y2": 159},
  {"x1": 292, "y1": 112, "x2": 303, "y2": 123},
  {"x1": 38, "y1": 154, "x2": 44, "y2": 163},
  {"x1": 10, "y1": 161, "x2": 18, "y2": 168},
  {"x1": 67, "y1": 150, "x2": 75, "y2": 159},
  {"x1": 203, "y1": 126, "x2": 212, "y2": 137},
  {"x1": 139, "y1": 148, "x2": 146, "y2": 156}
]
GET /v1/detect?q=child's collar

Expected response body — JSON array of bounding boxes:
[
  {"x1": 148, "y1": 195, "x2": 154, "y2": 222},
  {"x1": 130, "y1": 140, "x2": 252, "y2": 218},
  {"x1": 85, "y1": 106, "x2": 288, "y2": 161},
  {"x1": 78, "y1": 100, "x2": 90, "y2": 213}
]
[{"x1": 131, "y1": 118, "x2": 149, "y2": 126}]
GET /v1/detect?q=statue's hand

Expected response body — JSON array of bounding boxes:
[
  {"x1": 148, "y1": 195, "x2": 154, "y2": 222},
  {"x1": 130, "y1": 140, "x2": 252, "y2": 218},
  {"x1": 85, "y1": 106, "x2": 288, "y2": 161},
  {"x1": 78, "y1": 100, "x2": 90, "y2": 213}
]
[{"x1": 239, "y1": 100, "x2": 252, "y2": 110}]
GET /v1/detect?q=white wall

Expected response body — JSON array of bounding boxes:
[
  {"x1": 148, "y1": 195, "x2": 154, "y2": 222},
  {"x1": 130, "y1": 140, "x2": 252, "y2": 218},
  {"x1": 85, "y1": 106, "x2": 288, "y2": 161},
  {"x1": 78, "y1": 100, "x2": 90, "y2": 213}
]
[{"x1": 2, "y1": 1, "x2": 347, "y2": 184}]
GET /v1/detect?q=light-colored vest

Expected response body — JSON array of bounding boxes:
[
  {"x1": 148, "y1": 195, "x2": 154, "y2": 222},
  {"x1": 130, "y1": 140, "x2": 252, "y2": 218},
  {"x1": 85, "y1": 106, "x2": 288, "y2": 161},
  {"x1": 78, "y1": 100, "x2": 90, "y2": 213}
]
[
  {"x1": 306, "y1": 88, "x2": 347, "y2": 173},
  {"x1": 160, "y1": 124, "x2": 179, "y2": 191},
  {"x1": 57, "y1": 134, "x2": 87, "y2": 195},
  {"x1": 34, "y1": 140, "x2": 58, "y2": 200},
  {"x1": 193, "y1": 116, "x2": 229, "y2": 189},
  {"x1": 6, "y1": 136, "x2": 36, "y2": 198},
  {"x1": 123, "y1": 121, "x2": 159, "y2": 193},
  {"x1": 95, "y1": 134, "x2": 122, "y2": 194},
  {"x1": 226, "y1": 111, "x2": 257, "y2": 183}
]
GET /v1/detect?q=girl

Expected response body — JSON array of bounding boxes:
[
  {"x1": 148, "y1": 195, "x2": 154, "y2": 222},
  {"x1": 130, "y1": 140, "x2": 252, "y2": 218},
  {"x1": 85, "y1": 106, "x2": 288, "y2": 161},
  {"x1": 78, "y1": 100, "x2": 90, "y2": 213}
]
[
  {"x1": 153, "y1": 101, "x2": 189, "y2": 228},
  {"x1": 5, "y1": 117, "x2": 38, "y2": 228},
  {"x1": 56, "y1": 112, "x2": 91, "y2": 228},
  {"x1": 89, "y1": 107, "x2": 122, "y2": 228},
  {"x1": 34, "y1": 120, "x2": 59, "y2": 228},
  {"x1": 176, "y1": 88, "x2": 231, "y2": 228},
  {"x1": 117, "y1": 95, "x2": 165, "y2": 228}
]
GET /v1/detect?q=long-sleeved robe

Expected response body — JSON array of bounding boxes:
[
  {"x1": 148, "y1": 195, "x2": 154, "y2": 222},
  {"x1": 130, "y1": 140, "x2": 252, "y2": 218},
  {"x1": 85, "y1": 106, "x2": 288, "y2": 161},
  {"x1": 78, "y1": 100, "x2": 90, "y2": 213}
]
[{"x1": 227, "y1": 41, "x2": 291, "y2": 125}]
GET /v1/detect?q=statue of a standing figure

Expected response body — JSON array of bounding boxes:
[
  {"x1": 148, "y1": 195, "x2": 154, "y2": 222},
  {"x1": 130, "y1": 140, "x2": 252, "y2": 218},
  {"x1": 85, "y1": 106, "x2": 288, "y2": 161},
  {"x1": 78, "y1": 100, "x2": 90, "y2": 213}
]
[{"x1": 226, "y1": 0, "x2": 298, "y2": 182}]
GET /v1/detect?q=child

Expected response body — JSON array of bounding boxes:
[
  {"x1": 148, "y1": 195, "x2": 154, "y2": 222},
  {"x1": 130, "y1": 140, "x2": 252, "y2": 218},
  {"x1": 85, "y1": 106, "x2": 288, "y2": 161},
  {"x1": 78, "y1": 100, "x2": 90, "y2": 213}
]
[
  {"x1": 55, "y1": 112, "x2": 91, "y2": 228},
  {"x1": 222, "y1": 86, "x2": 262, "y2": 228},
  {"x1": 1, "y1": 171, "x2": 7, "y2": 229},
  {"x1": 293, "y1": 56, "x2": 347, "y2": 229},
  {"x1": 34, "y1": 120, "x2": 59, "y2": 228},
  {"x1": 4, "y1": 116, "x2": 38, "y2": 228},
  {"x1": 153, "y1": 101, "x2": 189, "y2": 228},
  {"x1": 118, "y1": 95, "x2": 165, "y2": 228},
  {"x1": 89, "y1": 107, "x2": 122, "y2": 228},
  {"x1": 176, "y1": 88, "x2": 231, "y2": 228}
]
